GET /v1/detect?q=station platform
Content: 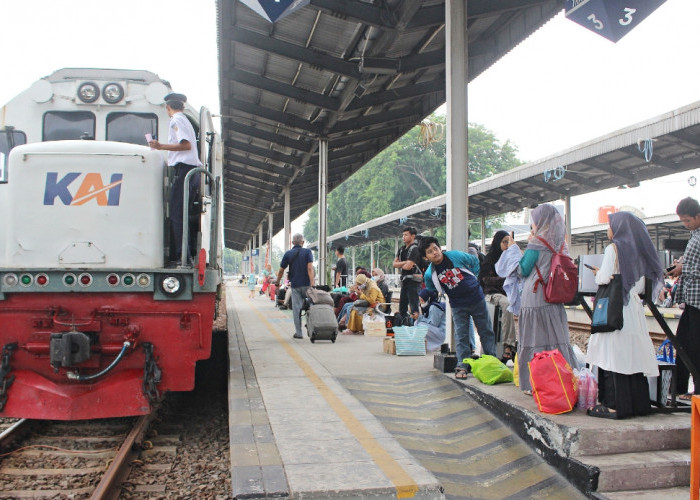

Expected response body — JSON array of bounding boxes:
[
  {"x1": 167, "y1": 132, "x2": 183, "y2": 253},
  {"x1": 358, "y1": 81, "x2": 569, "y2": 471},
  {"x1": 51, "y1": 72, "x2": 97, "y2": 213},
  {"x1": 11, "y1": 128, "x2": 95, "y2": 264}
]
[{"x1": 224, "y1": 283, "x2": 593, "y2": 499}]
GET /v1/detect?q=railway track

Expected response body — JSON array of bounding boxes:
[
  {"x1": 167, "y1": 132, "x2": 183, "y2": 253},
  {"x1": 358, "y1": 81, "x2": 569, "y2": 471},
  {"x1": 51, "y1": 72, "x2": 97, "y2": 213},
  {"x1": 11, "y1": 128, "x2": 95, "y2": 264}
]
[
  {"x1": 568, "y1": 320, "x2": 668, "y2": 346},
  {"x1": 0, "y1": 410, "x2": 164, "y2": 499}
]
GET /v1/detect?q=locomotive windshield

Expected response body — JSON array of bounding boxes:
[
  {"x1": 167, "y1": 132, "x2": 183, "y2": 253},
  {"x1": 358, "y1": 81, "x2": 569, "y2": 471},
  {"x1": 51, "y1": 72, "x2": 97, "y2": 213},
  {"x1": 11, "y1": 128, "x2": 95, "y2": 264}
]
[
  {"x1": 106, "y1": 112, "x2": 158, "y2": 146},
  {"x1": 0, "y1": 128, "x2": 26, "y2": 182},
  {"x1": 43, "y1": 111, "x2": 96, "y2": 141}
]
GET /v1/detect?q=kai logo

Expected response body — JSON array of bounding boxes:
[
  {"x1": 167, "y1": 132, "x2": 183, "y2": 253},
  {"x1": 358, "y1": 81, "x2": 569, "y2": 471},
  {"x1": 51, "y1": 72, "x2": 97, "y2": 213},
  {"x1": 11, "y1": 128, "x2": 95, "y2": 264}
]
[{"x1": 44, "y1": 172, "x2": 123, "y2": 206}]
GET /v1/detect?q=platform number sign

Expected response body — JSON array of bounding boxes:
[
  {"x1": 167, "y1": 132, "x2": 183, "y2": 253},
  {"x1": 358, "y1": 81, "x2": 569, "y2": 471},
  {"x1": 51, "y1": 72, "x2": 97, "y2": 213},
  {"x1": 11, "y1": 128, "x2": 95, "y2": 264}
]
[
  {"x1": 565, "y1": 0, "x2": 667, "y2": 42},
  {"x1": 239, "y1": 0, "x2": 310, "y2": 23}
]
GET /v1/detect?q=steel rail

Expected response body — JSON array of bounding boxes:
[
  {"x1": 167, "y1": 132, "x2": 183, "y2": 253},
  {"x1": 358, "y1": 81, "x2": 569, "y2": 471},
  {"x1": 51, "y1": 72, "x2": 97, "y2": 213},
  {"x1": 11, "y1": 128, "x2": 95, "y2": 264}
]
[{"x1": 90, "y1": 409, "x2": 158, "y2": 500}]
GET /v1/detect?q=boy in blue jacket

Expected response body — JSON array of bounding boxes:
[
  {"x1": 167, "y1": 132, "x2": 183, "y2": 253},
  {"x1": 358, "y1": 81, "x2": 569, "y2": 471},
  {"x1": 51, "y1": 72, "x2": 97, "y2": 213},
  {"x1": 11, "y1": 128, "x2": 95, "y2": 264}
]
[{"x1": 419, "y1": 236, "x2": 496, "y2": 379}]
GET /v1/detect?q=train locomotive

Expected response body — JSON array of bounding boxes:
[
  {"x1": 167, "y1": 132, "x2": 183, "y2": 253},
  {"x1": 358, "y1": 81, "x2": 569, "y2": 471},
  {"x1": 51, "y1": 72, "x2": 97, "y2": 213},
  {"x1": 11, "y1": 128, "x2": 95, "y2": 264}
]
[{"x1": 0, "y1": 68, "x2": 223, "y2": 420}]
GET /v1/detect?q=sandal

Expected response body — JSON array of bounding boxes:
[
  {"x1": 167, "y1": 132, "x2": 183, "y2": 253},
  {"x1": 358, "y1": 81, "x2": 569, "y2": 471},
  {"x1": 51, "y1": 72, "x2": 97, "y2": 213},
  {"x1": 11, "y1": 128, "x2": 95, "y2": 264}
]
[
  {"x1": 341, "y1": 329, "x2": 355, "y2": 335},
  {"x1": 454, "y1": 368, "x2": 468, "y2": 380},
  {"x1": 678, "y1": 393, "x2": 693, "y2": 401},
  {"x1": 587, "y1": 404, "x2": 619, "y2": 419}
]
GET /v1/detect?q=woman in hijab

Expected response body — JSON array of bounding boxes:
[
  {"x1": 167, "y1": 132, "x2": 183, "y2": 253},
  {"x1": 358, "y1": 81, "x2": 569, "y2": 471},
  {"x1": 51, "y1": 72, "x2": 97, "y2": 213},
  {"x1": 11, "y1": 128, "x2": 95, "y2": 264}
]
[
  {"x1": 586, "y1": 212, "x2": 663, "y2": 419},
  {"x1": 342, "y1": 273, "x2": 385, "y2": 335},
  {"x1": 503, "y1": 204, "x2": 580, "y2": 394},
  {"x1": 413, "y1": 288, "x2": 446, "y2": 351},
  {"x1": 478, "y1": 230, "x2": 517, "y2": 361}
]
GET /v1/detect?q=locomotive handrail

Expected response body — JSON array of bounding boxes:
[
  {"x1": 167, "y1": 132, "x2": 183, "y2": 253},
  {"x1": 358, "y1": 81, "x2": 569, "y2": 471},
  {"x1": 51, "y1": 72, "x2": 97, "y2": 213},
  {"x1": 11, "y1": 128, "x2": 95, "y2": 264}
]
[
  {"x1": 182, "y1": 168, "x2": 219, "y2": 268},
  {"x1": 22, "y1": 152, "x2": 146, "y2": 161}
]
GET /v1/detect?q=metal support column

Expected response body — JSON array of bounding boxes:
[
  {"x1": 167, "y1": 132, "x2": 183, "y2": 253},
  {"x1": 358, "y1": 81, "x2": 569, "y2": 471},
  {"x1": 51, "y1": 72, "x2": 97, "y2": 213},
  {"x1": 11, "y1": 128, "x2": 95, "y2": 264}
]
[
  {"x1": 564, "y1": 195, "x2": 572, "y2": 244},
  {"x1": 480, "y1": 215, "x2": 486, "y2": 252},
  {"x1": 352, "y1": 247, "x2": 356, "y2": 284},
  {"x1": 251, "y1": 234, "x2": 257, "y2": 274},
  {"x1": 446, "y1": 0, "x2": 468, "y2": 253},
  {"x1": 283, "y1": 186, "x2": 291, "y2": 252},
  {"x1": 318, "y1": 139, "x2": 329, "y2": 286},
  {"x1": 268, "y1": 212, "x2": 274, "y2": 266},
  {"x1": 370, "y1": 241, "x2": 374, "y2": 271},
  {"x1": 258, "y1": 225, "x2": 263, "y2": 274}
]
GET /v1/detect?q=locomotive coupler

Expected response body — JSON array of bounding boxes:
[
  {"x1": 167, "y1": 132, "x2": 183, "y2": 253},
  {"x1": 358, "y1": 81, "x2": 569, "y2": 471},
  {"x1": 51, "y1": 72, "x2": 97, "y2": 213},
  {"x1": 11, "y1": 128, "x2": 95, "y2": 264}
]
[{"x1": 50, "y1": 330, "x2": 91, "y2": 370}]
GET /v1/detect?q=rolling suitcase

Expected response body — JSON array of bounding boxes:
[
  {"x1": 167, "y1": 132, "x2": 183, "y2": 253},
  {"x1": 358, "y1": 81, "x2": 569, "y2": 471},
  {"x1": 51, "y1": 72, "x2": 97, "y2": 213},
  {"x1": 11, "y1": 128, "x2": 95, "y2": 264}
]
[{"x1": 305, "y1": 303, "x2": 338, "y2": 343}]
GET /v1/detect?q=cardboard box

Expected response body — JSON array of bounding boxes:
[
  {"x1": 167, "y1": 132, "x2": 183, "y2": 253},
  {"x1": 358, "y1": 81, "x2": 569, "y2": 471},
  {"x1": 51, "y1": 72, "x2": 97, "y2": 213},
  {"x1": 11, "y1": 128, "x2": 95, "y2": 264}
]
[{"x1": 383, "y1": 337, "x2": 396, "y2": 355}]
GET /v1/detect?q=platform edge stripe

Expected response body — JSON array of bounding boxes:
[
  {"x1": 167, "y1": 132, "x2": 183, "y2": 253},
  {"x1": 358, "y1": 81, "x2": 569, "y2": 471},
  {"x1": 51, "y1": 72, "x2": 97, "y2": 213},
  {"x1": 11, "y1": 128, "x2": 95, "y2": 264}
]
[
  {"x1": 247, "y1": 300, "x2": 422, "y2": 499},
  {"x1": 227, "y1": 299, "x2": 291, "y2": 499}
]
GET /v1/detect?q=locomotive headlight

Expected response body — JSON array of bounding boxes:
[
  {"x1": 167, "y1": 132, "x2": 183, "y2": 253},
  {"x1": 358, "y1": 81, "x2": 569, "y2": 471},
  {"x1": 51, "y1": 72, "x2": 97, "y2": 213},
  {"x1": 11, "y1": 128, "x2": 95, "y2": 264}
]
[
  {"x1": 102, "y1": 83, "x2": 124, "y2": 104},
  {"x1": 77, "y1": 82, "x2": 100, "y2": 103},
  {"x1": 3, "y1": 274, "x2": 18, "y2": 287},
  {"x1": 161, "y1": 276, "x2": 182, "y2": 295},
  {"x1": 137, "y1": 273, "x2": 151, "y2": 288}
]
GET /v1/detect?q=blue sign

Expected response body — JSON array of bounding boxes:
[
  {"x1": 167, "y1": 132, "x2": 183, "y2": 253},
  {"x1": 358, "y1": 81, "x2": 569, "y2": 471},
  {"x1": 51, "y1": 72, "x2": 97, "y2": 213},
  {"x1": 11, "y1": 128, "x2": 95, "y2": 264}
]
[
  {"x1": 243, "y1": 256, "x2": 250, "y2": 261},
  {"x1": 239, "y1": 0, "x2": 310, "y2": 23},
  {"x1": 565, "y1": 0, "x2": 666, "y2": 42},
  {"x1": 252, "y1": 249, "x2": 259, "y2": 256}
]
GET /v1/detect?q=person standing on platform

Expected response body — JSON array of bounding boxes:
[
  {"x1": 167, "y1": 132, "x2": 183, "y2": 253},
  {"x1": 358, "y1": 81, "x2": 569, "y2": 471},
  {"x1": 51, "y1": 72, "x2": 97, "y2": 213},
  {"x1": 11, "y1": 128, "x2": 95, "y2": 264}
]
[
  {"x1": 419, "y1": 236, "x2": 496, "y2": 379},
  {"x1": 393, "y1": 227, "x2": 422, "y2": 321},
  {"x1": 501, "y1": 204, "x2": 580, "y2": 395},
  {"x1": 586, "y1": 212, "x2": 663, "y2": 419},
  {"x1": 668, "y1": 197, "x2": 700, "y2": 399},
  {"x1": 478, "y1": 230, "x2": 518, "y2": 361},
  {"x1": 148, "y1": 94, "x2": 202, "y2": 266},
  {"x1": 334, "y1": 246, "x2": 348, "y2": 289},
  {"x1": 277, "y1": 234, "x2": 314, "y2": 339}
]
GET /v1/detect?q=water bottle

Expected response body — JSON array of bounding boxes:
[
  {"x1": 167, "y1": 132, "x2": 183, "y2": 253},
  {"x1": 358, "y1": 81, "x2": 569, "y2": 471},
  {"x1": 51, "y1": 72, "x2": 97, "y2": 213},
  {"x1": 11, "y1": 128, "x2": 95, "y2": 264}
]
[
  {"x1": 586, "y1": 371, "x2": 598, "y2": 409},
  {"x1": 577, "y1": 370, "x2": 588, "y2": 409}
]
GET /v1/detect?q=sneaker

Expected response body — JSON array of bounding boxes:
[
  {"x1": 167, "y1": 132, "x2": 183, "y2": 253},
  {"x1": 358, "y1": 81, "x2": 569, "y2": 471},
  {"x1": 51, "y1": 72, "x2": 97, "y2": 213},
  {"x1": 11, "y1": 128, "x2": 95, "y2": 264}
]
[{"x1": 293, "y1": 334, "x2": 303, "y2": 339}]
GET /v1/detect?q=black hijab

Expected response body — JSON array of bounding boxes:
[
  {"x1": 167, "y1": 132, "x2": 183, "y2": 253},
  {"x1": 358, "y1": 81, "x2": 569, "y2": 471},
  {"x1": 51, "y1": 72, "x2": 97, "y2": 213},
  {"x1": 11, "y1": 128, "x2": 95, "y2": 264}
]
[{"x1": 483, "y1": 230, "x2": 509, "y2": 266}]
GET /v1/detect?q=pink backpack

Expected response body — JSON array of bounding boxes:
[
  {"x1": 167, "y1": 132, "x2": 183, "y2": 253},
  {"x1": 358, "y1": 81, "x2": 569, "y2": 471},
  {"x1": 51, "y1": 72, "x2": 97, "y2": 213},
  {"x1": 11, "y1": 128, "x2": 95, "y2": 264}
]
[{"x1": 534, "y1": 236, "x2": 578, "y2": 304}]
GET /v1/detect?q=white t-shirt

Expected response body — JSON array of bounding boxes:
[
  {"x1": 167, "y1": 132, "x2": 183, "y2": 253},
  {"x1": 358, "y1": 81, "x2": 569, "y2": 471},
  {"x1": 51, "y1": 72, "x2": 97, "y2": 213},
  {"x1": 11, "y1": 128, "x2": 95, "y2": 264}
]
[{"x1": 167, "y1": 112, "x2": 203, "y2": 167}]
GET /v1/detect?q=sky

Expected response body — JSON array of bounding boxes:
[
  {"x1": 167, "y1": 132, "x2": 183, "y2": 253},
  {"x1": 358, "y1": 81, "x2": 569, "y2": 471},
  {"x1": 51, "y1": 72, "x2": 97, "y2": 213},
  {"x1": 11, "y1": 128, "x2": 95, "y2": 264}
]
[{"x1": 1, "y1": 0, "x2": 699, "y2": 238}]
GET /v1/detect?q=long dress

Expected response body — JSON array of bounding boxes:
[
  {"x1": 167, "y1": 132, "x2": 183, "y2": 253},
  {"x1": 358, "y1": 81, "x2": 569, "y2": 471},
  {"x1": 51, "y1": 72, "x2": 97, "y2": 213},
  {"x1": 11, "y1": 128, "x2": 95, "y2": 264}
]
[
  {"x1": 518, "y1": 249, "x2": 580, "y2": 392},
  {"x1": 586, "y1": 244, "x2": 658, "y2": 417}
]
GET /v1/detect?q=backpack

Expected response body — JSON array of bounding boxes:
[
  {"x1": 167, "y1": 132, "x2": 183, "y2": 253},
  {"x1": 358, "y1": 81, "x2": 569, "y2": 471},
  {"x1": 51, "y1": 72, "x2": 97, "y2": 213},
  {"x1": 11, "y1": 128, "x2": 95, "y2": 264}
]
[{"x1": 533, "y1": 236, "x2": 578, "y2": 304}]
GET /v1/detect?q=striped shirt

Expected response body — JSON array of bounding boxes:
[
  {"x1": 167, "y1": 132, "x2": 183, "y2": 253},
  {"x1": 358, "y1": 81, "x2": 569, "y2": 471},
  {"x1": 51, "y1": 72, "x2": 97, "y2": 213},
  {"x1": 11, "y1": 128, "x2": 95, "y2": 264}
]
[{"x1": 677, "y1": 228, "x2": 700, "y2": 308}]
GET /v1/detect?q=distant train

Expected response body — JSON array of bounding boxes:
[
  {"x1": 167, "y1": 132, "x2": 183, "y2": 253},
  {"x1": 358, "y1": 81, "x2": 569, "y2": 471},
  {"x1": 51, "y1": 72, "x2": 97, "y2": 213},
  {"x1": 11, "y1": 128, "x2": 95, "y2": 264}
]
[{"x1": 0, "y1": 68, "x2": 223, "y2": 420}]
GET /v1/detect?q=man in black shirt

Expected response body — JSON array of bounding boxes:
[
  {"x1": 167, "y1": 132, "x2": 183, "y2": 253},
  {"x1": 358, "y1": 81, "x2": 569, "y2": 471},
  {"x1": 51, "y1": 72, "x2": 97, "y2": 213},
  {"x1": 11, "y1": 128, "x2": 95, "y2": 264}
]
[
  {"x1": 393, "y1": 226, "x2": 422, "y2": 318},
  {"x1": 334, "y1": 246, "x2": 348, "y2": 288}
]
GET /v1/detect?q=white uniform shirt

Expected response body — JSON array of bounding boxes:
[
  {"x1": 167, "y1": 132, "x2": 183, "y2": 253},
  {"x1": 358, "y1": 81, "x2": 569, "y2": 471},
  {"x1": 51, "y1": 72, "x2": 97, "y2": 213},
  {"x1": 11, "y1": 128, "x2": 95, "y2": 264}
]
[{"x1": 167, "y1": 111, "x2": 202, "y2": 167}]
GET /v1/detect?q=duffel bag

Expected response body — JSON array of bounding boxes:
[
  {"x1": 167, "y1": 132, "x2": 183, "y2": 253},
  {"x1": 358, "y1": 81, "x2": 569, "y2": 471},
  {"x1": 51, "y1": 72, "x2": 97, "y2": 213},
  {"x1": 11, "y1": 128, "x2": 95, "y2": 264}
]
[{"x1": 528, "y1": 349, "x2": 578, "y2": 414}]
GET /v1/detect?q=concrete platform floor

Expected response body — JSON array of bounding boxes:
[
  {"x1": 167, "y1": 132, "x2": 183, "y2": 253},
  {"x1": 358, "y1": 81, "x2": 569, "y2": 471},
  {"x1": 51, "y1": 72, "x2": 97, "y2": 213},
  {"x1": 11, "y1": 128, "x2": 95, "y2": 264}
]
[{"x1": 226, "y1": 283, "x2": 584, "y2": 499}]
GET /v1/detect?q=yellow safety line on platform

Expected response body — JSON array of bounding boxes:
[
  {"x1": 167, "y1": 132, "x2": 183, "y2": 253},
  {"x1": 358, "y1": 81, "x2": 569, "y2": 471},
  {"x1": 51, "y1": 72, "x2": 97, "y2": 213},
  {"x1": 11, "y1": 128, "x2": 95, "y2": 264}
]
[{"x1": 245, "y1": 292, "x2": 419, "y2": 498}]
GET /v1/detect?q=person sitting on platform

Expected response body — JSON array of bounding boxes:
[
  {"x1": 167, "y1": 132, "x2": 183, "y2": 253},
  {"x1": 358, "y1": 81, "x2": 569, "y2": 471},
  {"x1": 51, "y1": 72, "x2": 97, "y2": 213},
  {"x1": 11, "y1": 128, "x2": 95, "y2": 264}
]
[
  {"x1": 412, "y1": 289, "x2": 446, "y2": 352},
  {"x1": 478, "y1": 230, "x2": 518, "y2": 361},
  {"x1": 341, "y1": 274, "x2": 385, "y2": 335},
  {"x1": 586, "y1": 211, "x2": 664, "y2": 419},
  {"x1": 337, "y1": 267, "x2": 372, "y2": 324}
]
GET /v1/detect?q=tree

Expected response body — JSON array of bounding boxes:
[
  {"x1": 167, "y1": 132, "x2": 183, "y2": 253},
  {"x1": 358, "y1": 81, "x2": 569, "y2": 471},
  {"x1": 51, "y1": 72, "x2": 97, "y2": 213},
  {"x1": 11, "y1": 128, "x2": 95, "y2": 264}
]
[{"x1": 303, "y1": 118, "x2": 523, "y2": 262}]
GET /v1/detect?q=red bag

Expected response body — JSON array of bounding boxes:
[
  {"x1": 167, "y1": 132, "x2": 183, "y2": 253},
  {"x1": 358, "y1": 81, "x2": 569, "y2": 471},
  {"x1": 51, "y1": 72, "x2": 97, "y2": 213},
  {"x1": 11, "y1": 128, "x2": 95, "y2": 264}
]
[
  {"x1": 534, "y1": 236, "x2": 578, "y2": 304},
  {"x1": 528, "y1": 349, "x2": 578, "y2": 414}
]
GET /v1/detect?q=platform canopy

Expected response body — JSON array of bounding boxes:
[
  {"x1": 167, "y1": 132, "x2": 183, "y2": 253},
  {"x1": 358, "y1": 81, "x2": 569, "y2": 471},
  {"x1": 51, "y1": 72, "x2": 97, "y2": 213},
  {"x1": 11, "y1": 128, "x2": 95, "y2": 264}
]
[
  {"x1": 321, "y1": 100, "x2": 700, "y2": 249},
  {"x1": 217, "y1": 0, "x2": 564, "y2": 250}
]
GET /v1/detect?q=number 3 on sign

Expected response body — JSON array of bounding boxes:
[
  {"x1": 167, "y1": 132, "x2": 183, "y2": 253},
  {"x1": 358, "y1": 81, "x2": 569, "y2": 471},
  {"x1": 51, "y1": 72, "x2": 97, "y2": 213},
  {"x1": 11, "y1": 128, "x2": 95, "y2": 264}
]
[
  {"x1": 587, "y1": 13, "x2": 603, "y2": 30},
  {"x1": 619, "y1": 7, "x2": 637, "y2": 26}
]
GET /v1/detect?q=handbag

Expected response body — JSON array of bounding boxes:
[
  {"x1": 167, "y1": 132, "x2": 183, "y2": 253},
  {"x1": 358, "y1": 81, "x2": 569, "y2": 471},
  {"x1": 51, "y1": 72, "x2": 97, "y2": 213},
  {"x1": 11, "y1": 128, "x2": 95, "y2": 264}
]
[
  {"x1": 393, "y1": 325, "x2": 428, "y2": 356},
  {"x1": 590, "y1": 245, "x2": 623, "y2": 334}
]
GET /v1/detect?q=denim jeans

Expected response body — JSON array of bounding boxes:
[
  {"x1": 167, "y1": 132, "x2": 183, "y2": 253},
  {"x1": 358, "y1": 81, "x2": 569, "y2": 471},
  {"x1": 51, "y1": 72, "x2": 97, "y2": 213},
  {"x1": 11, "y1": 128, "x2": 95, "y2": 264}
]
[
  {"x1": 291, "y1": 286, "x2": 309, "y2": 336},
  {"x1": 337, "y1": 302, "x2": 354, "y2": 323},
  {"x1": 452, "y1": 299, "x2": 496, "y2": 369}
]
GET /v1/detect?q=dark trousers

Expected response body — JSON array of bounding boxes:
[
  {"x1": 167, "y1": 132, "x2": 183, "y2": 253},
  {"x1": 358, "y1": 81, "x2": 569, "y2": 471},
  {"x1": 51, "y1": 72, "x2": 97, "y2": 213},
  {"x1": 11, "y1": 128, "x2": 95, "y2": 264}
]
[
  {"x1": 598, "y1": 368, "x2": 651, "y2": 418},
  {"x1": 169, "y1": 163, "x2": 200, "y2": 261},
  {"x1": 399, "y1": 280, "x2": 420, "y2": 317},
  {"x1": 675, "y1": 304, "x2": 700, "y2": 394}
]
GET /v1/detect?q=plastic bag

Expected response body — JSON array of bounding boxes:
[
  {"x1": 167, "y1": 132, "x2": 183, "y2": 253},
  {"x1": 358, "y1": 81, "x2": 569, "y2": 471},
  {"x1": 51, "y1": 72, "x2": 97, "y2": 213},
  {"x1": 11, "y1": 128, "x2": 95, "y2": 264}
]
[
  {"x1": 529, "y1": 349, "x2": 578, "y2": 414},
  {"x1": 363, "y1": 313, "x2": 387, "y2": 337},
  {"x1": 465, "y1": 355, "x2": 514, "y2": 385}
]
